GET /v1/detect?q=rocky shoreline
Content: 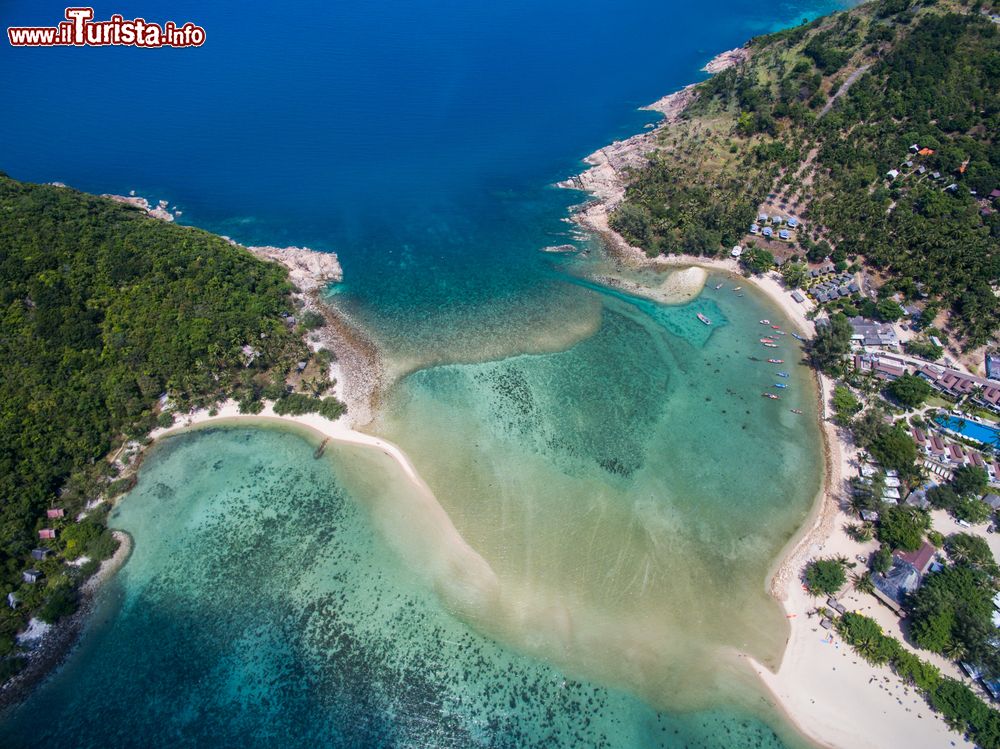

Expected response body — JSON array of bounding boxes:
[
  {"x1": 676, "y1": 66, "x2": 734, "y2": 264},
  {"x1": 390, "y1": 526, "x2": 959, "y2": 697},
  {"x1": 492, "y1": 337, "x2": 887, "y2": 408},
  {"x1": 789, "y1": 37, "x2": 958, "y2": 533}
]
[
  {"x1": 237, "y1": 243, "x2": 380, "y2": 426},
  {"x1": 103, "y1": 193, "x2": 178, "y2": 222},
  {"x1": 245, "y1": 245, "x2": 344, "y2": 291},
  {"x1": 0, "y1": 531, "x2": 132, "y2": 713},
  {"x1": 557, "y1": 46, "x2": 748, "y2": 266}
]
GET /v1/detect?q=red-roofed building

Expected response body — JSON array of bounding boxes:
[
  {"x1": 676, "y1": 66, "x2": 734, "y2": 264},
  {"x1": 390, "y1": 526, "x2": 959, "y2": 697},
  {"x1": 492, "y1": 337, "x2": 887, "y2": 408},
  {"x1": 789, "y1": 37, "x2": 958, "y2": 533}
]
[
  {"x1": 46, "y1": 508, "x2": 64, "y2": 519},
  {"x1": 895, "y1": 541, "x2": 936, "y2": 575},
  {"x1": 38, "y1": 528, "x2": 56, "y2": 540}
]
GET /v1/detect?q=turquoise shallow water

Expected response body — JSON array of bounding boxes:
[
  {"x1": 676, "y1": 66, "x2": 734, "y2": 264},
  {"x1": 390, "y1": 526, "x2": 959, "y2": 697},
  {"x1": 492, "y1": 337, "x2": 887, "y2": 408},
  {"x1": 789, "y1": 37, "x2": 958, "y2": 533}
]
[
  {"x1": 0, "y1": 0, "x2": 845, "y2": 742},
  {"x1": 1, "y1": 427, "x2": 803, "y2": 748},
  {"x1": 373, "y1": 275, "x2": 823, "y2": 707}
]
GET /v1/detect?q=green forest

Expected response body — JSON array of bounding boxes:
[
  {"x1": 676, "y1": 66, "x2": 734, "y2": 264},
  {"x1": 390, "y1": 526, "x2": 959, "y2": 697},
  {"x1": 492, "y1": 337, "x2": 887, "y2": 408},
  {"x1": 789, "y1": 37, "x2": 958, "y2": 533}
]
[
  {"x1": 0, "y1": 174, "x2": 325, "y2": 670},
  {"x1": 610, "y1": 0, "x2": 1000, "y2": 347}
]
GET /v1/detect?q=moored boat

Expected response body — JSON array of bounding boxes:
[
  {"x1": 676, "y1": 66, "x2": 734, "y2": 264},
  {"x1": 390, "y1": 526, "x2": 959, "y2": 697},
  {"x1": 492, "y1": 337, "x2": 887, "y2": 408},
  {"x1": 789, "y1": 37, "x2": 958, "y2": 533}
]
[
  {"x1": 767, "y1": 358, "x2": 784, "y2": 364},
  {"x1": 790, "y1": 408, "x2": 803, "y2": 414},
  {"x1": 762, "y1": 392, "x2": 780, "y2": 400},
  {"x1": 776, "y1": 371, "x2": 789, "y2": 377},
  {"x1": 763, "y1": 342, "x2": 778, "y2": 348},
  {"x1": 792, "y1": 333, "x2": 806, "y2": 341},
  {"x1": 714, "y1": 282, "x2": 724, "y2": 289},
  {"x1": 773, "y1": 383, "x2": 787, "y2": 388},
  {"x1": 759, "y1": 319, "x2": 770, "y2": 325},
  {"x1": 759, "y1": 338, "x2": 775, "y2": 343},
  {"x1": 697, "y1": 313, "x2": 712, "y2": 325}
]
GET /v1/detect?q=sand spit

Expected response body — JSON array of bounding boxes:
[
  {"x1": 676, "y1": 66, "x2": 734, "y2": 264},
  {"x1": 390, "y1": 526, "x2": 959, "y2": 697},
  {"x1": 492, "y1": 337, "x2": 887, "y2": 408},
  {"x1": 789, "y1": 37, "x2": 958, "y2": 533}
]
[
  {"x1": 151, "y1": 403, "x2": 502, "y2": 612},
  {"x1": 593, "y1": 266, "x2": 708, "y2": 304}
]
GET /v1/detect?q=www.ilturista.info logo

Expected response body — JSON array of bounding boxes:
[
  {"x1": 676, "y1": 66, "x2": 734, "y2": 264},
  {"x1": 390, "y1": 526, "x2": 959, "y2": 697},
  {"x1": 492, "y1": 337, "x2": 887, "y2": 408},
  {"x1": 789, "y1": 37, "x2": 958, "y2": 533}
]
[{"x1": 7, "y1": 7, "x2": 205, "y2": 48}]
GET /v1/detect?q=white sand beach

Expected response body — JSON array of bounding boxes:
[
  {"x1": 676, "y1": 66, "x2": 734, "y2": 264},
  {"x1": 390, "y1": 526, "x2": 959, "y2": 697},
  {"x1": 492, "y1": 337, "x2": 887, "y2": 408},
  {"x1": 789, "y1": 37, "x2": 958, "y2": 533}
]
[
  {"x1": 150, "y1": 403, "x2": 503, "y2": 613},
  {"x1": 560, "y1": 87, "x2": 967, "y2": 743},
  {"x1": 752, "y1": 369, "x2": 965, "y2": 749}
]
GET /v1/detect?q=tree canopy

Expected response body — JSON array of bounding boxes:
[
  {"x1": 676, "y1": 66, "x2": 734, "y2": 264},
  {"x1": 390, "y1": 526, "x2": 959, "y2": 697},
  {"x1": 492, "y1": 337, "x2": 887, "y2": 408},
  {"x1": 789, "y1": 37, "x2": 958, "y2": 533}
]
[
  {"x1": 887, "y1": 373, "x2": 932, "y2": 408},
  {"x1": 806, "y1": 557, "x2": 847, "y2": 595},
  {"x1": 0, "y1": 174, "x2": 317, "y2": 668}
]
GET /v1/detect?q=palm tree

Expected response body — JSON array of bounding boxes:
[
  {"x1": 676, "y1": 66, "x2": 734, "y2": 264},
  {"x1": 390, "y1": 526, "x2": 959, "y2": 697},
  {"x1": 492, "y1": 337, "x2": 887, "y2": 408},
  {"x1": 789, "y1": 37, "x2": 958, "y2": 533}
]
[{"x1": 852, "y1": 571, "x2": 875, "y2": 595}]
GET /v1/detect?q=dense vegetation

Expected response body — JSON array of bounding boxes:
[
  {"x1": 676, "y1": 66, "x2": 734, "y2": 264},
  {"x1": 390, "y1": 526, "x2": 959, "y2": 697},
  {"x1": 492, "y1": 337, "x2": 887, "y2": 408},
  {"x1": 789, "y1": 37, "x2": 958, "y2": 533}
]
[
  {"x1": 0, "y1": 174, "x2": 334, "y2": 670},
  {"x1": 611, "y1": 0, "x2": 1000, "y2": 347},
  {"x1": 805, "y1": 557, "x2": 847, "y2": 595}
]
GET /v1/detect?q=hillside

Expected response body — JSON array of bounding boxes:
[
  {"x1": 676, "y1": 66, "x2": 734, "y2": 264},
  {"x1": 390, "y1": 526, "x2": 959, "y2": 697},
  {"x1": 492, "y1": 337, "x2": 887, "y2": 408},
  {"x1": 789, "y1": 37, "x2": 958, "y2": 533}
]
[
  {"x1": 608, "y1": 0, "x2": 1000, "y2": 347},
  {"x1": 0, "y1": 175, "x2": 326, "y2": 673}
]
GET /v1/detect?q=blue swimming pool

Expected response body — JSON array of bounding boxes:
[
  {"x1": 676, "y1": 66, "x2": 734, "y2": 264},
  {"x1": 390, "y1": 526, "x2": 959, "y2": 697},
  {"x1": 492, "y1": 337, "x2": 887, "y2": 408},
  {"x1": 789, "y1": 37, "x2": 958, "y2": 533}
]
[{"x1": 936, "y1": 416, "x2": 1000, "y2": 448}]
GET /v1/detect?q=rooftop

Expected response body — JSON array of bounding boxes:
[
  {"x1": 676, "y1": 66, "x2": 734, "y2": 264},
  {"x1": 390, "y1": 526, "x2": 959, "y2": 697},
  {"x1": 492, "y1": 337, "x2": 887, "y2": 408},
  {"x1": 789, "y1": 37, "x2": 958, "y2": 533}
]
[
  {"x1": 895, "y1": 541, "x2": 936, "y2": 575},
  {"x1": 872, "y1": 557, "x2": 921, "y2": 612}
]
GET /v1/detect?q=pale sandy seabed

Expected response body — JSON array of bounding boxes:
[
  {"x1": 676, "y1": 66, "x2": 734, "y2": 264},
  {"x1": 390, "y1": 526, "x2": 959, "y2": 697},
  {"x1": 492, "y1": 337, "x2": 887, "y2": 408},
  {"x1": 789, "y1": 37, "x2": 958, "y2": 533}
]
[
  {"x1": 149, "y1": 399, "x2": 805, "y2": 745},
  {"x1": 25, "y1": 44, "x2": 959, "y2": 749}
]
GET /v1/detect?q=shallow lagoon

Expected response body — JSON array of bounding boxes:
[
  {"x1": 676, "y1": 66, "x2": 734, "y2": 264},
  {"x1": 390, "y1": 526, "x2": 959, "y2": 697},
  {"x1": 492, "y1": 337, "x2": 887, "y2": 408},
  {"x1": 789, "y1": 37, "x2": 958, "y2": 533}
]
[
  {"x1": 2, "y1": 424, "x2": 809, "y2": 748},
  {"x1": 2, "y1": 271, "x2": 823, "y2": 747}
]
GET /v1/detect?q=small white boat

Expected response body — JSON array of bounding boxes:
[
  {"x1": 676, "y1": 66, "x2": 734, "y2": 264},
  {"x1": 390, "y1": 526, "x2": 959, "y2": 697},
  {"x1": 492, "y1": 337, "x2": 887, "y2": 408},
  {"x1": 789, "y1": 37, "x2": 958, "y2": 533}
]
[{"x1": 697, "y1": 313, "x2": 712, "y2": 325}]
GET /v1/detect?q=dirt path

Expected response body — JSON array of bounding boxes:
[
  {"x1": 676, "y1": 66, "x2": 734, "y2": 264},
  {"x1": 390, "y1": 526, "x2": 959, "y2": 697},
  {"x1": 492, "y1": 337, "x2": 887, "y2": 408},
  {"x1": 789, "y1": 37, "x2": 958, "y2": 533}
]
[{"x1": 820, "y1": 65, "x2": 871, "y2": 118}]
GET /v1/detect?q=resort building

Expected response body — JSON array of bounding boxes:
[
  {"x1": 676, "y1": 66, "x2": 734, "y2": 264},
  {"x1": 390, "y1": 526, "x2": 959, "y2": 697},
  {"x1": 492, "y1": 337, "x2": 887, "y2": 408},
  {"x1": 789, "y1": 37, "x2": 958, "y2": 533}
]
[
  {"x1": 22, "y1": 569, "x2": 42, "y2": 584},
  {"x1": 872, "y1": 556, "x2": 922, "y2": 615},
  {"x1": 46, "y1": 508, "x2": 64, "y2": 519},
  {"x1": 853, "y1": 354, "x2": 904, "y2": 380},
  {"x1": 897, "y1": 542, "x2": 936, "y2": 576},
  {"x1": 914, "y1": 364, "x2": 1000, "y2": 412},
  {"x1": 38, "y1": 528, "x2": 56, "y2": 540},
  {"x1": 905, "y1": 485, "x2": 933, "y2": 510},
  {"x1": 848, "y1": 317, "x2": 899, "y2": 349}
]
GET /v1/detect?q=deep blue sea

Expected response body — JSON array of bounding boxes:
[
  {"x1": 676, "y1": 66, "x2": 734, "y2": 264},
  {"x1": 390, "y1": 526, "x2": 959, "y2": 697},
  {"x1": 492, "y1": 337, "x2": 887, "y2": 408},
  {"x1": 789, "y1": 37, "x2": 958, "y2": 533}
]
[
  {"x1": 2, "y1": 0, "x2": 846, "y2": 352},
  {"x1": 1, "y1": 1, "x2": 847, "y2": 746}
]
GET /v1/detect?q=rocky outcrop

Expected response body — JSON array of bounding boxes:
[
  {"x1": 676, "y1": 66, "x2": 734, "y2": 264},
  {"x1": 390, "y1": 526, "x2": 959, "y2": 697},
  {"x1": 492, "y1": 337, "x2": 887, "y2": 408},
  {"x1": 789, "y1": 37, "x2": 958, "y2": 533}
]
[{"x1": 245, "y1": 245, "x2": 344, "y2": 292}]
